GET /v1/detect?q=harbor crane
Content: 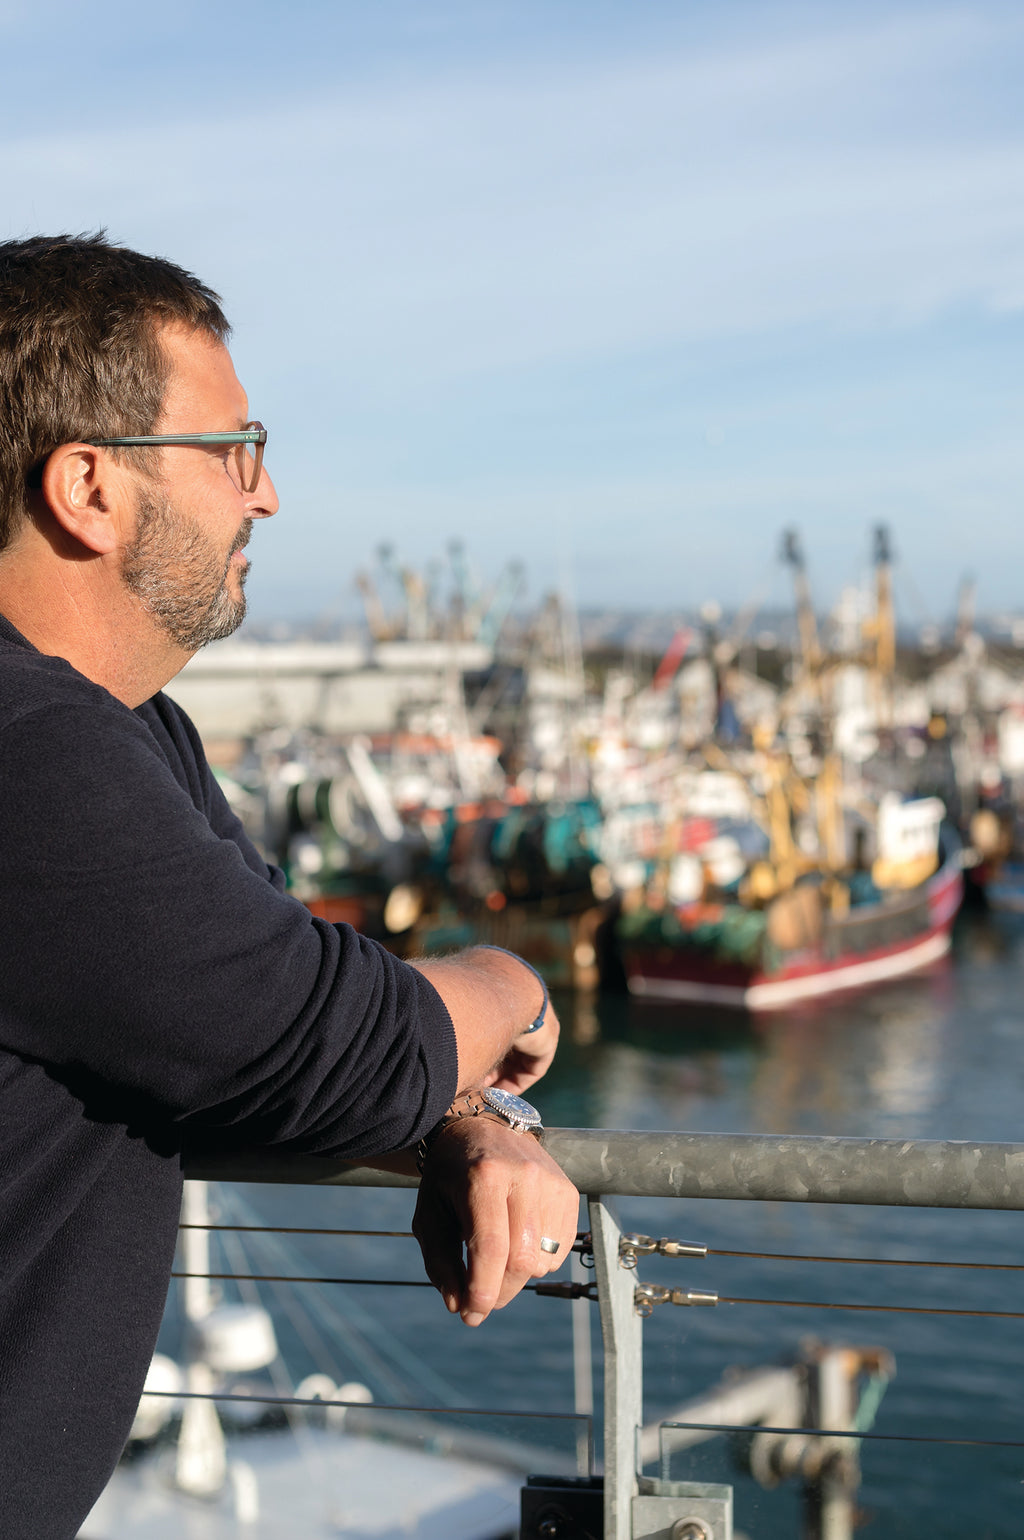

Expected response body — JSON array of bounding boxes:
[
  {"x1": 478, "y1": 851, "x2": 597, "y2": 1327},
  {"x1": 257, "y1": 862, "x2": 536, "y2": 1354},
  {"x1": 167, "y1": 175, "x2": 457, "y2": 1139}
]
[{"x1": 780, "y1": 528, "x2": 823, "y2": 682}]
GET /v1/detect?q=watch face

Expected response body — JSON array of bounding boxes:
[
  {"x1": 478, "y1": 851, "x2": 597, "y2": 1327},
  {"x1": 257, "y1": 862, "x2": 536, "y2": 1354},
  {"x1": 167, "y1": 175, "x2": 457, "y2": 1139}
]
[{"x1": 481, "y1": 1087, "x2": 541, "y2": 1127}]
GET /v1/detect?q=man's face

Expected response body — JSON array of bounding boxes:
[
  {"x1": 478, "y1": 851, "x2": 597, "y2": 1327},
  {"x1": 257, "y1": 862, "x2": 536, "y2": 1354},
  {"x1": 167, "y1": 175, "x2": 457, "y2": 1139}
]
[{"x1": 120, "y1": 323, "x2": 278, "y2": 653}]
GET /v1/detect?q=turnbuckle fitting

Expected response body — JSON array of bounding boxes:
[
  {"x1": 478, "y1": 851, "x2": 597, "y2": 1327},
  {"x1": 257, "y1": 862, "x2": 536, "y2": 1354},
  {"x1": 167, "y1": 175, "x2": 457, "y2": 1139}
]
[
  {"x1": 634, "y1": 1282, "x2": 719, "y2": 1317},
  {"x1": 619, "y1": 1233, "x2": 709, "y2": 1270}
]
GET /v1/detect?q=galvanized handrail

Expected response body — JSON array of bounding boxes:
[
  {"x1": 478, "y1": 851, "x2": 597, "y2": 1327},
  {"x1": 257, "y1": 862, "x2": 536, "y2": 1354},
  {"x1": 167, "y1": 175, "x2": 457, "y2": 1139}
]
[
  {"x1": 187, "y1": 1127, "x2": 1024, "y2": 1210},
  {"x1": 181, "y1": 1129, "x2": 1024, "y2": 1540}
]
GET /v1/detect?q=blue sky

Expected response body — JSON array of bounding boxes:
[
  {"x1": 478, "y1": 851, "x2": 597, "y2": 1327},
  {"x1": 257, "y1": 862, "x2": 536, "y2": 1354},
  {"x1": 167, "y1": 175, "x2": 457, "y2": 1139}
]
[{"x1": 4, "y1": 0, "x2": 1024, "y2": 623}]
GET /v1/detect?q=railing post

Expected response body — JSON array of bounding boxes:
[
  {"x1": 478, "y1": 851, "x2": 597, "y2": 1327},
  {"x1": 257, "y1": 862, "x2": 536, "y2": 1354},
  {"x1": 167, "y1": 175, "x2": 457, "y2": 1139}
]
[
  {"x1": 572, "y1": 1246, "x2": 595, "y2": 1476},
  {"x1": 589, "y1": 1195, "x2": 642, "y2": 1540}
]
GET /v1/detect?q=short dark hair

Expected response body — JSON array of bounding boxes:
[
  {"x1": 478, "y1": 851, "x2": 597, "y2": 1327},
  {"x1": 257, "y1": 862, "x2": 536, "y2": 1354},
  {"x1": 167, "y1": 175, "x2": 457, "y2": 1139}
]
[{"x1": 0, "y1": 233, "x2": 230, "y2": 551}]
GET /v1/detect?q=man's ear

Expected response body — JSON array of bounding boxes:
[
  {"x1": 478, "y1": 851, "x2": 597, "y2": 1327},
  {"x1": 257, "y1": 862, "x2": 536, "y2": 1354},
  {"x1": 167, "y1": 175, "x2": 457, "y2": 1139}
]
[{"x1": 39, "y1": 444, "x2": 127, "y2": 556}]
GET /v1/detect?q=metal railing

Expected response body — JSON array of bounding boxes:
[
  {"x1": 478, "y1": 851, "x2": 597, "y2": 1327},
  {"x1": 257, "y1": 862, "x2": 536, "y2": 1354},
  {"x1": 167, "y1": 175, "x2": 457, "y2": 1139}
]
[
  {"x1": 188, "y1": 1127, "x2": 1024, "y2": 1208},
  {"x1": 182, "y1": 1129, "x2": 1024, "y2": 1540}
]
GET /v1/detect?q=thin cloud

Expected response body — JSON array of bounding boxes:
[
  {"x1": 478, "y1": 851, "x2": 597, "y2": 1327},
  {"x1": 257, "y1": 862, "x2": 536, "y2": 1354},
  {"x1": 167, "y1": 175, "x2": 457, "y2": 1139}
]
[
  {"x1": 3, "y1": 1, "x2": 1024, "y2": 611},
  {"x1": 3, "y1": 5, "x2": 1024, "y2": 383}
]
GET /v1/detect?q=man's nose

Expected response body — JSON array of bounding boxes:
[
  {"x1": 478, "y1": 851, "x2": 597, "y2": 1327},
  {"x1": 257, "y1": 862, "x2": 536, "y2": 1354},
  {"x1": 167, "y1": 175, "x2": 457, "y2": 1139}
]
[{"x1": 247, "y1": 466, "x2": 279, "y2": 519}]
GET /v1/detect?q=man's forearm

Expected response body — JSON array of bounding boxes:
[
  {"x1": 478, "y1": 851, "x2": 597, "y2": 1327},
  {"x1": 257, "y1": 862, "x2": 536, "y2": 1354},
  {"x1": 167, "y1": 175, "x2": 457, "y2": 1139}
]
[{"x1": 407, "y1": 947, "x2": 556, "y2": 1093}]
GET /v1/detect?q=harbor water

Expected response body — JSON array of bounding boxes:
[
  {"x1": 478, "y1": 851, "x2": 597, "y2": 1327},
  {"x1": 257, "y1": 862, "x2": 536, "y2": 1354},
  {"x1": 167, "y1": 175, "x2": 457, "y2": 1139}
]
[{"x1": 166, "y1": 906, "x2": 1024, "y2": 1539}]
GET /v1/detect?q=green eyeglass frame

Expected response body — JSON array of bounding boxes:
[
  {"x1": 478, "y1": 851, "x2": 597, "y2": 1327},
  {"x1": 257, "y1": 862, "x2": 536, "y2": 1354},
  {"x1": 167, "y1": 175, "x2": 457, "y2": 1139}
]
[{"x1": 88, "y1": 421, "x2": 267, "y2": 493}]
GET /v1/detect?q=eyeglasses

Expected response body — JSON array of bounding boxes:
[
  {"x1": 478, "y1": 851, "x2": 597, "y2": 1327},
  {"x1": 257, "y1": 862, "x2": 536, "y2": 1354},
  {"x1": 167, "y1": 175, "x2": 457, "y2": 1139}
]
[{"x1": 88, "y1": 421, "x2": 268, "y2": 493}]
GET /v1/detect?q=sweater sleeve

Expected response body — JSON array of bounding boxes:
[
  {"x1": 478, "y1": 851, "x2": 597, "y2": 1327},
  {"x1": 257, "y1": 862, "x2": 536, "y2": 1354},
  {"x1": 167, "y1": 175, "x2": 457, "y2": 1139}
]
[
  {"x1": 138, "y1": 691, "x2": 290, "y2": 891},
  {"x1": 0, "y1": 700, "x2": 458, "y2": 1159}
]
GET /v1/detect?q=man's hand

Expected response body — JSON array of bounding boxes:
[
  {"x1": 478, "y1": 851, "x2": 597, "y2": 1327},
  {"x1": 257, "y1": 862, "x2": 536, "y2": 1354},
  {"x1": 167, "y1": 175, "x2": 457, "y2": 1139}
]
[
  {"x1": 482, "y1": 1007, "x2": 560, "y2": 1096},
  {"x1": 411, "y1": 1115, "x2": 579, "y2": 1327}
]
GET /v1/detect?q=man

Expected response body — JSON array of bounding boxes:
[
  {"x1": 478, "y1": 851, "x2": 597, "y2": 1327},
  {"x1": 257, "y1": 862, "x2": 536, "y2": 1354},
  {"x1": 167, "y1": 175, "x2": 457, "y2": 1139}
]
[{"x1": 0, "y1": 234, "x2": 578, "y2": 1539}]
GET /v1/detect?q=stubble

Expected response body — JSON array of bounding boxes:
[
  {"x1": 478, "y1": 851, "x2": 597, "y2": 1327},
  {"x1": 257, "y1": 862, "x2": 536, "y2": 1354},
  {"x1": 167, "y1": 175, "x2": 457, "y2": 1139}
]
[{"x1": 121, "y1": 489, "x2": 253, "y2": 653}]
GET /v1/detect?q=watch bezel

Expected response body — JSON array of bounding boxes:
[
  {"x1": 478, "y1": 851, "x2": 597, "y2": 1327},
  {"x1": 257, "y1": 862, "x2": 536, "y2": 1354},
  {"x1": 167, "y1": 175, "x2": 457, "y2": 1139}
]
[{"x1": 479, "y1": 1086, "x2": 542, "y2": 1131}]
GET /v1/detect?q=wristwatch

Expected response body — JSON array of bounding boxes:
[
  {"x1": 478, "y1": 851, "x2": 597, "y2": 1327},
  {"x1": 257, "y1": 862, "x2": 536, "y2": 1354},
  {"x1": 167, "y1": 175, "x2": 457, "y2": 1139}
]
[{"x1": 416, "y1": 1087, "x2": 543, "y2": 1172}]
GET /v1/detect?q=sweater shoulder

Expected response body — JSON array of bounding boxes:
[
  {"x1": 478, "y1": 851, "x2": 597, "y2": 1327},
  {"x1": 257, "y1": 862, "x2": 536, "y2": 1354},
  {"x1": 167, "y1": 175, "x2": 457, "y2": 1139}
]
[{"x1": 0, "y1": 637, "x2": 133, "y2": 730}]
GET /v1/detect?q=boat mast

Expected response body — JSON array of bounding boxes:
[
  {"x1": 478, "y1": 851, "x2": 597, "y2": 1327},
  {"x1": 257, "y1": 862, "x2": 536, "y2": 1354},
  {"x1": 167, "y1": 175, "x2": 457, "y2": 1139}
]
[
  {"x1": 781, "y1": 528, "x2": 822, "y2": 687},
  {"x1": 871, "y1": 524, "x2": 896, "y2": 724}
]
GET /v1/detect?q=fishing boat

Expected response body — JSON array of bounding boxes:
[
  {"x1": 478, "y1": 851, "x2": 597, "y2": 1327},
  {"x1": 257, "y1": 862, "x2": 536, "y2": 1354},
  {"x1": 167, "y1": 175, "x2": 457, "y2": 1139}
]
[
  {"x1": 617, "y1": 771, "x2": 963, "y2": 1012},
  {"x1": 619, "y1": 827, "x2": 962, "y2": 1011},
  {"x1": 614, "y1": 528, "x2": 972, "y2": 1012}
]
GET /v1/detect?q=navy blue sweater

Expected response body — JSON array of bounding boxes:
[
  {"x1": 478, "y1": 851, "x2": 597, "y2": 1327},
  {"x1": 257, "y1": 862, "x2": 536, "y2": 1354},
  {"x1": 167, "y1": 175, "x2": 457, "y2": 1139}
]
[{"x1": 0, "y1": 614, "x2": 457, "y2": 1539}]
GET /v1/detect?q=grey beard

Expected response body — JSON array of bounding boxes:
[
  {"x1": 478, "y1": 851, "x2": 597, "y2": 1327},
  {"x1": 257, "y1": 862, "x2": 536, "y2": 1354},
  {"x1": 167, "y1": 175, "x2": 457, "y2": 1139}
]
[{"x1": 122, "y1": 491, "x2": 252, "y2": 653}]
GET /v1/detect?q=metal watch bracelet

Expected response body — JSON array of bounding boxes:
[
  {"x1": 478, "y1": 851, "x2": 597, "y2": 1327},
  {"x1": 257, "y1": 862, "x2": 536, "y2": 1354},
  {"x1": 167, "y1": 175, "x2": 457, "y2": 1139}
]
[{"x1": 416, "y1": 1087, "x2": 543, "y2": 1173}]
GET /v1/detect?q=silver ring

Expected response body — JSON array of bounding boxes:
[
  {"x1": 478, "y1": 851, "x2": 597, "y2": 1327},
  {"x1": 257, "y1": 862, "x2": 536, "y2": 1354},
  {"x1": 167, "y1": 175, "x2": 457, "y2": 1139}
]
[{"x1": 539, "y1": 1236, "x2": 560, "y2": 1255}]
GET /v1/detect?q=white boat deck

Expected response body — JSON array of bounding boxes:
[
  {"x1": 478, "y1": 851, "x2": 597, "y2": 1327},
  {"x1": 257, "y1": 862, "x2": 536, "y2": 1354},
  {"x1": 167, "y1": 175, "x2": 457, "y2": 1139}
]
[{"x1": 80, "y1": 1424, "x2": 521, "y2": 1540}]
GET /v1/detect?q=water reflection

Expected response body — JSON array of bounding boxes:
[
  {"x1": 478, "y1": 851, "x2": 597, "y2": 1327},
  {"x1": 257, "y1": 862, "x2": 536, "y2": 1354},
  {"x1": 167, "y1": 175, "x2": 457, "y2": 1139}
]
[
  {"x1": 752, "y1": 974, "x2": 953, "y2": 1134},
  {"x1": 545, "y1": 912, "x2": 1024, "y2": 1145}
]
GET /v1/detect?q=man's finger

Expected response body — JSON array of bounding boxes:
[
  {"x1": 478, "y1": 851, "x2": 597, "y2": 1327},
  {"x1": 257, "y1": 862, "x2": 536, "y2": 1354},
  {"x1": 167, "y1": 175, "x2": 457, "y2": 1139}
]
[
  {"x1": 456, "y1": 1164, "x2": 514, "y2": 1326},
  {"x1": 411, "y1": 1185, "x2": 465, "y2": 1314},
  {"x1": 464, "y1": 1155, "x2": 578, "y2": 1315}
]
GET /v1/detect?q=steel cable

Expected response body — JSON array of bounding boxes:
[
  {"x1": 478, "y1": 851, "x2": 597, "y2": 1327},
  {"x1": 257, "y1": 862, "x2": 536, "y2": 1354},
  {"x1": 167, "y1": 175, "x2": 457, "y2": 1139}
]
[
  {"x1": 171, "y1": 1271, "x2": 1024, "y2": 1316},
  {"x1": 718, "y1": 1295, "x2": 1024, "y2": 1319},
  {"x1": 126, "y1": 1390, "x2": 1024, "y2": 1454},
  {"x1": 137, "y1": 1387, "x2": 591, "y2": 1425},
  {"x1": 171, "y1": 1270, "x2": 586, "y2": 1297},
  {"x1": 179, "y1": 1223, "x2": 415, "y2": 1238},
  {"x1": 179, "y1": 1224, "x2": 1024, "y2": 1273},
  {"x1": 659, "y1": 1419, "x2": 1024, "y2": 1450},
  {"x1": 709, "y1": 1248, "x2": 1024, "y2": 1271}
]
